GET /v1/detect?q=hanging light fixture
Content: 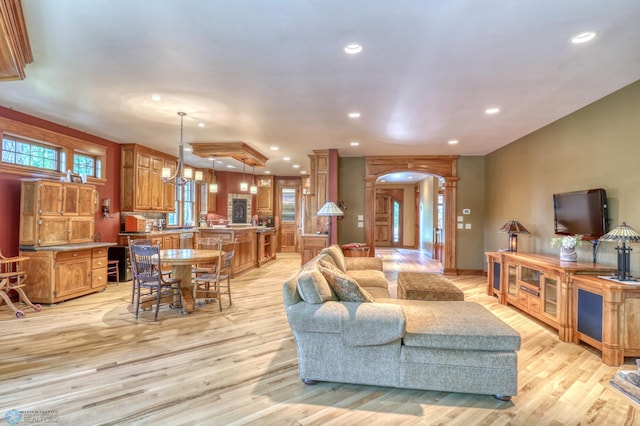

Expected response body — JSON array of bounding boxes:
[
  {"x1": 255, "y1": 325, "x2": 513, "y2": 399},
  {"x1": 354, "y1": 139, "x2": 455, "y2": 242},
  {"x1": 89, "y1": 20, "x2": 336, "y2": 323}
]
[
  {"x1": 209, "y1": 156, "x2": 218, "y2": 193},
  {"x1": 161, "y1": 111, "x2": 203, "y2": 186},
  {"x1": 250, "y1": 164, "x2": 258, "y2": 194},
  {"x1": 240, "y1": 159, "x2": 248, "y2": 191}
]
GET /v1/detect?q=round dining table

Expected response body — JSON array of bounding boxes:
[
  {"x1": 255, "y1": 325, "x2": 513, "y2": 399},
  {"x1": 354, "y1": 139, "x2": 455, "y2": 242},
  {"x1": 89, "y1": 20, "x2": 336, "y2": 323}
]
[{"x1": 160, "y1": 249, "x2": 223, "y2": 313}]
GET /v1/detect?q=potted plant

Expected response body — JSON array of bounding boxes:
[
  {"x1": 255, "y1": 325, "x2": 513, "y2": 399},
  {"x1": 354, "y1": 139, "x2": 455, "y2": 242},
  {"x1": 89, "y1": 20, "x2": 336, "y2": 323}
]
[{"x1": 550, "y1": 234, "x2": 583, "y2": 262}]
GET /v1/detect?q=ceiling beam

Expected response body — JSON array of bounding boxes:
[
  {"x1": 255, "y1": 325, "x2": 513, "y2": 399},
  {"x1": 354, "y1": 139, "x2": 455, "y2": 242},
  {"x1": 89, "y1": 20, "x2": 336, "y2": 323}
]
[{"x1": 189, "y1": 142, "x2": 269, "y2": 167}]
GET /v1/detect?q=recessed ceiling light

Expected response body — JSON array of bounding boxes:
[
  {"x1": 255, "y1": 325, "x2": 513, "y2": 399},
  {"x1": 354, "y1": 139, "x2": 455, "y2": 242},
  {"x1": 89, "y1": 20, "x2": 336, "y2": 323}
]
[
  {"x1": 350, "y1": 141, "x2": 360, "y2": 146},
  {"x1": 408, "y1": 176, "x2": 413, "y2": 180},
  {"x1": 264, "y1": 170, "x2": 271, "y2": 174},
  {"x1": 380, "y1": 179, "x2": 387, "y2": 183},
  {"x1": 197, "y1": 122, "x2": 205, "y2": 128},
  {"x1": 448, "y1": 139, "x2": 459, "y2": 145},
  {"x1": 344, "y1": 43, "x2": 363, "y2": 54},
  {"x1": 571, "y1": 31, "x2": 596, "y2": 44},
  {"x1": 226, "y1": 165, "x2": 236, "y2": 169},
  {"x1": 184, "y1": 147, "x2": 192, "y2": 152},
  {"x1": 300, "y1": 170, "x2": 307, "y2": 174},
  {"x1": 270, "y1": 146, "x2": 279, "y2": 151},
  {"x1": 293, "y1": 164, "x2": 300, "y2": 169},
  {"x1": 283, "y1": 156, "x2": 291, "y2": 161},
  {"x1": 348, "y1": 112, "x2": 361, "y2": 119},
  {"x1": 485, "y1": 107, "x2": 500, "y2": 115},
  {"x1": 151, "y1": 94, "x2": 161, "y2": 101}
]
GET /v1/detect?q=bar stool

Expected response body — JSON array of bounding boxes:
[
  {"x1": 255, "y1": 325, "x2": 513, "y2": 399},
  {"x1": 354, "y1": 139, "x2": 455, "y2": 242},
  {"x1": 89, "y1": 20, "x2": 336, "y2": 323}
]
[{"x1": 107, "y1": 259, "x2": 119, "y2": 284}]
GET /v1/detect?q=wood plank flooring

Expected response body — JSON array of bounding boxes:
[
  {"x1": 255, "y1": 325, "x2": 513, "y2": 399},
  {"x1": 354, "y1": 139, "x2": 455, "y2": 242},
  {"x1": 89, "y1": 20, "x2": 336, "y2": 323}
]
[{"x1": 0, "y1": 249, "x2": 637, "y2": 425}]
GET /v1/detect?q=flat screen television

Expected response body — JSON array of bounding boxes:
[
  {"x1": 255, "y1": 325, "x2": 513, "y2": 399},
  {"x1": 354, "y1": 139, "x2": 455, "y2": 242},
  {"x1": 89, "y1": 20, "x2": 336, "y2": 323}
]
[{"x1": 553, "y1": 188, "x2": 608, "y2": 239}]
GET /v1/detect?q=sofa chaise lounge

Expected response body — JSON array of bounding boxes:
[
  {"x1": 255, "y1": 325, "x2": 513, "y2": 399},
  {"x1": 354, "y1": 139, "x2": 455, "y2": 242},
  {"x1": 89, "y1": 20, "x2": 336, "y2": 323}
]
[{"x1": 283, "y1": 245, "x2": 521, "y2": 400}]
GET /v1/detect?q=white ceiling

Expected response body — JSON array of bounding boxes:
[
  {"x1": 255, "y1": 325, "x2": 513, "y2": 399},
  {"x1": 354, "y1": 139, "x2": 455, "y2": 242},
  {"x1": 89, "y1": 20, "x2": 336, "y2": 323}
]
[{"x1": 1, "y1": 0, "x2": 639, "y2": 181}]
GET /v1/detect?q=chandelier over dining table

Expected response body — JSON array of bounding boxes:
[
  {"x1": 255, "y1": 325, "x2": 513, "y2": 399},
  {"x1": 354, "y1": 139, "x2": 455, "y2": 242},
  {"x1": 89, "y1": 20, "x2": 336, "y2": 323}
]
[{"x1": 162, "y1": 112, "x2": 203, "y2": 186}]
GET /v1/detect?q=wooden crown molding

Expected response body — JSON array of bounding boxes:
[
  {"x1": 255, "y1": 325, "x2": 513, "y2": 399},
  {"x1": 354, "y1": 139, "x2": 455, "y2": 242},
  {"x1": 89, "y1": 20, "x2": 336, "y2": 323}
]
[
  {"x1": 0, "y1": 0, "x2": 32, "y2": 81},
  {"x1": 189, "y1": 141, "x2": 269, "y2": 167}
]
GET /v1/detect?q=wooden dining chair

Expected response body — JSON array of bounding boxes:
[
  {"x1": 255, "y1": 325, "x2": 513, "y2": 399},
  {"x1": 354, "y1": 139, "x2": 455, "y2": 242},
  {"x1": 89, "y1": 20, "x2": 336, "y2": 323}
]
[
  {"x1": 191, "y1": 238, "x2": 224, "y2": 309},
  {"x1": 192, "y1": 237, "x2": 222, "y2": 278},
  {"x1": 217, "y1": 238, "x2": 237, "y2": 306},
  {"x1": 127, "y1": 237, "x2": 171, "y2": 304},
  {"x1": 130, "y1": 243, "x2": 182, "y2": 321},
  {"x1": 0, "y1": 250, "x2": 42, "y2": 319}
]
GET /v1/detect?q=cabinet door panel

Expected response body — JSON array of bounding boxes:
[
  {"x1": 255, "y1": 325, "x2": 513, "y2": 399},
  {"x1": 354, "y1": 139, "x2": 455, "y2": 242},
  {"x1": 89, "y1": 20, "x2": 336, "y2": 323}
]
[
  {"x1": 38, "y1": 217, "x2": 69, "y2": 246},
  {"x1": 62, "y1": 184, "x2": 79, "y2": 215},
  {"x1": 56, "y1": 258, "x2": 92, "y2": 297},
  {"x1": 38, "y1": 181, "x2": 63, "y2": 215},
  {"x1": 68, "y1": 218, "x2": 94, "y2": 244}
]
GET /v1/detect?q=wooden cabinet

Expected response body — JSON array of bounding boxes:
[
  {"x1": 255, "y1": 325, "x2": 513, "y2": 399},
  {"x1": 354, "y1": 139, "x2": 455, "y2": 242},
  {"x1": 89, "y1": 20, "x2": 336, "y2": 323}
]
[
  {"x1": 256, "y1": 175, "x2": 273, "y2": 214},
  {"x1": 258, "y1": 229, "x2": 277, "y2": 266},
  {"x1": 19, "y1": 243, "x2": 115, "y2": 304},
  {"x1": 300, "y1": 234, "x2": 328, "y2": 265},
  {"x1": 20, "y1": 180, "x2": 97, "y2": 247},
  {"x1": 199, "y1": 228, "x2": 259, "y2": 276},
  {"x1": 118, "y1": 232, "x2": 180, "y2": 249},
  {"x1": 487, "y1": 252, "x2": 615, "y2": 343},
  {"x1": 121, "y1": 144, "x2": 177, "y2": 212},
  {"x1": 572, "y1": 275, "x2": 640, "y2": 366}
]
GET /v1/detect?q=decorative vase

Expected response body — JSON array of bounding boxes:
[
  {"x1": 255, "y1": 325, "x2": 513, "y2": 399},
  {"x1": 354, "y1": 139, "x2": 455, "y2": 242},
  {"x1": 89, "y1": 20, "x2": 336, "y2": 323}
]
[{"x1": 560, "y1": 247, "x2": 577, "y2": 262}]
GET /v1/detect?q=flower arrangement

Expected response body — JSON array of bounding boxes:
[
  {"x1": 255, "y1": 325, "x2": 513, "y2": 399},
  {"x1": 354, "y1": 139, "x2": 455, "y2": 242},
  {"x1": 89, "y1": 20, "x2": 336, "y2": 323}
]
[{"x1": 550, "y1": 234, "x2": 583, "y2": 249}]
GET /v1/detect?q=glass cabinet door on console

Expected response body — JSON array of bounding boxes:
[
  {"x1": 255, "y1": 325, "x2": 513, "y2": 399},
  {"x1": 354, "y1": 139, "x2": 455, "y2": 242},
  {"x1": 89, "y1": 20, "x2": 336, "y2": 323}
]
[
  {"x1": 507, "y1": 265, "x2": 518, "y2": 298},
  {"x1": 543, "y1": 276, "x2": 559, "y2": 320}
]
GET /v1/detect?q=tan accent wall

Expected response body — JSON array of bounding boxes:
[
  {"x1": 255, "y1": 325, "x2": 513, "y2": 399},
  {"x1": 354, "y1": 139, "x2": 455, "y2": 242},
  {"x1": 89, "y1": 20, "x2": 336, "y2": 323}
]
[
  {"x1": 485, "y1": 79, "x2": 640, "y2": 273},
  {"x1": 338, "y1": 157, "x2": 366, "y2": 244},
  {"x1": 456, "y1": 156, "x2": 486, "y2": 271}
]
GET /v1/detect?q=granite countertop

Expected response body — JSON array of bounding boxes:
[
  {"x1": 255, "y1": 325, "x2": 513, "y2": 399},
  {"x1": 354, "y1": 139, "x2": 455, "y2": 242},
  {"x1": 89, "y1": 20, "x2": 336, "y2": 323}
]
[{"x1": 20, "y1": 242, "x2": 117, "y2": 251}]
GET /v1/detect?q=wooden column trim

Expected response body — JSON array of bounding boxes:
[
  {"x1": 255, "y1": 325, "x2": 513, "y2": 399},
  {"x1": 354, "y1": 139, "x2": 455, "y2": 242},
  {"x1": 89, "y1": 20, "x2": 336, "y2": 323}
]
[{"x1": 364, "y1": 156, "x2": 459, "y2": 273}]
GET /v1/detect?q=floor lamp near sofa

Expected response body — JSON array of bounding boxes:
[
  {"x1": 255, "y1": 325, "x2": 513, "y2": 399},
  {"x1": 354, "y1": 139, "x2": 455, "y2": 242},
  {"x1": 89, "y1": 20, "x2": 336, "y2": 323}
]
[{"x1": 317, "y1": 201, "x2": 344, "y2": 246}]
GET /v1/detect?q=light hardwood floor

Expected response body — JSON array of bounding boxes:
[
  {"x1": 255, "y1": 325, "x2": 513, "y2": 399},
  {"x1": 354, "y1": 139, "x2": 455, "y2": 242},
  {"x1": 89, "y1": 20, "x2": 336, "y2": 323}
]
[{"x1": 0, "y1": 249, "x2": 637, "y2": 425}]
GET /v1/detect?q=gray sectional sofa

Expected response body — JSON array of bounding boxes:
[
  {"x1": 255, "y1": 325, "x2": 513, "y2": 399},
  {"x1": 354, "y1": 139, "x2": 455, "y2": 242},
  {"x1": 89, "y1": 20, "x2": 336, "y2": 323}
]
[{"x1": 283, "y1": 245, "x2": 521, "y2": 400}]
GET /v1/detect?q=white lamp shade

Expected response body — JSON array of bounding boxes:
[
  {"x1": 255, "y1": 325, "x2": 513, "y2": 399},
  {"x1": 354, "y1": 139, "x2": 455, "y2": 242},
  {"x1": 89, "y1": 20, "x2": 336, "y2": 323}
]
[
  {"x1": 194, "y1": 170, "x2": 203, "y2": 181},
  {"x1": 209, "y1": 182, "x2": 218, "y2": 193},
  {"x1": 317, "y1": 201, "x2": 344, "y2": 217},
  {"x1": 250, "y1": 185, "x2": 258, "y2": 194},
  {"x1": 183, "y1": 167, "x2": 193, "y2": 180},
  {"x1": 161, "y1": 167, "x2": 172, "y2": 178},
  {"x1": 240, "y1": 182, "x2": 248, "y2": 191}
]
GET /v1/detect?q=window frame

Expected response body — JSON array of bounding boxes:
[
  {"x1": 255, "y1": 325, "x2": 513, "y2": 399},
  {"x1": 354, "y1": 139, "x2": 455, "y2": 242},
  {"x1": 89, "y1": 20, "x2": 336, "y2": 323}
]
[{"x1": 0, "y1": 117, "x2": 107, "y2": 184}]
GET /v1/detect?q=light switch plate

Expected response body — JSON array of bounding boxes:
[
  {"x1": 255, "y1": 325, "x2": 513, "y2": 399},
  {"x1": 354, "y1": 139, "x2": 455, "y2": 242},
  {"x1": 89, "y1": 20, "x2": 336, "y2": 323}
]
[
  {"x1": 357, "y1": 221, "x2": 364, "y2": 228},
  {"x1": 457, "y1": 223, "x2": 463, "y2": 229},
  {"x1": 457, "y1": 216, "x2": 463, "y2": 222},
  {"x1": 357, "y1": 215, "x2": 364, "y2": 221},
  {"x1": 465, "y1": 223, "x2": 472, "y2": 229}
]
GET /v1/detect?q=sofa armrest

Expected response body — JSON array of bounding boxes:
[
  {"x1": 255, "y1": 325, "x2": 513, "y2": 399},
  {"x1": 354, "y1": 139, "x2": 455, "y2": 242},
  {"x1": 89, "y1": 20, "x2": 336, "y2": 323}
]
[
  {"x1": 341, "y1": 302, "x2": 405, "y2": 346},
  {"x1": 345, "y1": 257, "x2": 383, "y2": 271},
  {"x1": 286, "y1": 301, "x2": 346, "y2": 334}
]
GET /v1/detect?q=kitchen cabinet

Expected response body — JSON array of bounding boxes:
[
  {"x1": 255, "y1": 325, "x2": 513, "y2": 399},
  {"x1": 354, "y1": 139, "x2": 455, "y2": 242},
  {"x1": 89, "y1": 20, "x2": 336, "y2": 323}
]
[
  {"x1": 256, "y1": 175, "x2": 273, "y2": 214},
  {"x1": 199, "y1": 227, "x2": 259, "y2": 276},
  {"x1": 258, "y1": 228, "x2": 277, "y2": 266},
  {"x1": 300, "y1": 234, "x2": 328, "y2": 265},
  {"x1": 19, "y1": 243, "x2": 115, "y2": 304},
  {"x1": 121, "y1": 144, "x2": 177, "y2": 212},
  {"x1": 20, "y1": 180, "x2": 97, "y2": 247}
]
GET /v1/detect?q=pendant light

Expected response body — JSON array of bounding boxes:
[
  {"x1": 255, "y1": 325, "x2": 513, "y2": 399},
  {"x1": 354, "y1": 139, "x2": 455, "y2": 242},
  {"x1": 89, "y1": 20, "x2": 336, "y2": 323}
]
[
  {"x1": 161, "y1": 111, "x2": 202, "y2": 186},
  {"x1": 250, "y1": 165, "x2": 258, "y2": 194},
  {"x1": 240, "y1": 159, "x2": 248, "y2": 191},
  {"x1": 209, "y1": 155, "x2": 218, "y2": 193}
]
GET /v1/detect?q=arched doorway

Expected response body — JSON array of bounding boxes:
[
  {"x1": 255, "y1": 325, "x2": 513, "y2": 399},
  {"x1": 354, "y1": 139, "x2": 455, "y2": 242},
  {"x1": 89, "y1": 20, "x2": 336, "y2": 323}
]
[{"x1": 364, "y1": 156, "x2": 459, "y2": 274}]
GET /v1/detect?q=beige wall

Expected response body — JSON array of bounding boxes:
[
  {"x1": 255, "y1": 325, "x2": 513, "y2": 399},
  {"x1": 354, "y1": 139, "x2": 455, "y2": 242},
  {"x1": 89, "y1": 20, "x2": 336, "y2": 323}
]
[
  {"x1": 338, "y1": 157, "x2": 366, "y2": 244},
  {"x1": 456, "y1": 156, "x2": 486, "y2": 271},
  {"x1": 485, "y1": 79, "x2": 640, "y2": 273}
]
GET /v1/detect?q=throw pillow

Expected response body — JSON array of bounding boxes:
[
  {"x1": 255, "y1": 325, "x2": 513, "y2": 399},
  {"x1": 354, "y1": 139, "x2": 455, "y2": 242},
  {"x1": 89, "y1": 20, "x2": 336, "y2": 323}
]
[
  {"x1": 297, "y1": 265, "x2": 337, "y2": 304},
  {"x1": 318, "y1": 259, "x2": 375, "y2": 302}
]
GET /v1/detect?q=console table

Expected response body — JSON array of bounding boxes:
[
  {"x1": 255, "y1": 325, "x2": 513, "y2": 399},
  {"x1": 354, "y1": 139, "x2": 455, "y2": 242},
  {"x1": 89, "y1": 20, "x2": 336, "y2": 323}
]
[{"x1": 486, "y1": 252, "x2": 615, "y2": 346}]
